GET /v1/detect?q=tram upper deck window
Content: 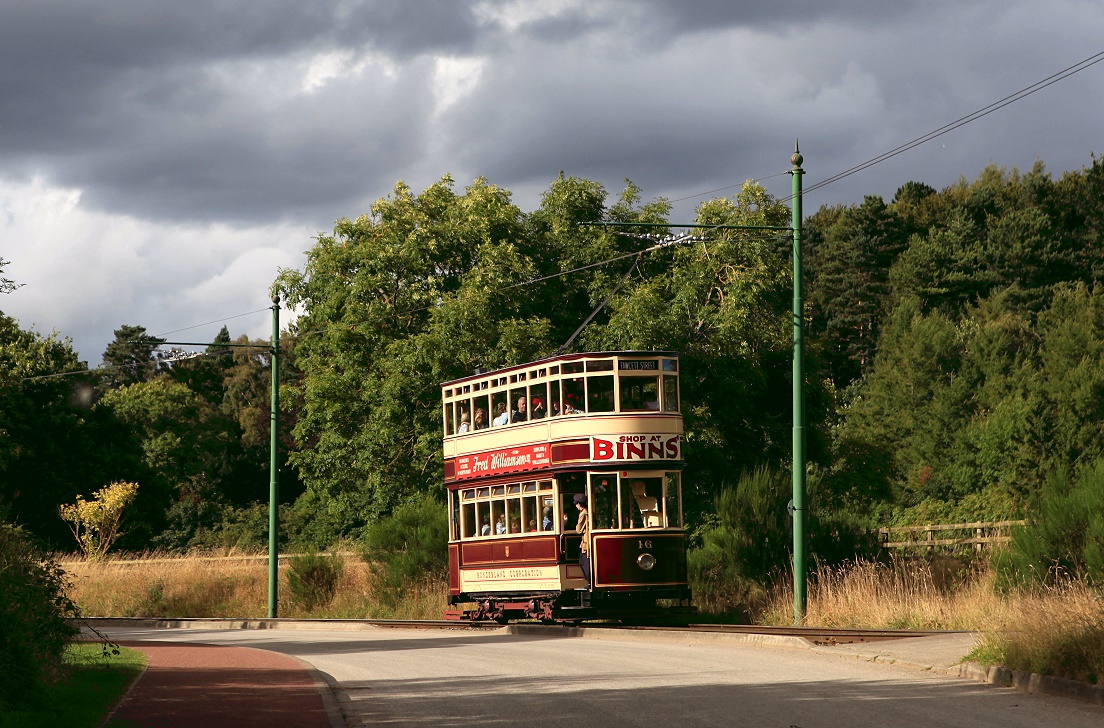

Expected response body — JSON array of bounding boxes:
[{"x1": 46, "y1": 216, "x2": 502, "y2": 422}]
[
  {"x1": 663, "y1": 375, "x2": 679, "y2": 412},
  {"x1": 587, "y1": 375, "x2": 615, "y2": 412},
  {"x1": 491, "y1": 391, "x2": 508, "y2": 426},
  {"x1": 619, "y1": 376, "x2": 660, "y2": 411}
]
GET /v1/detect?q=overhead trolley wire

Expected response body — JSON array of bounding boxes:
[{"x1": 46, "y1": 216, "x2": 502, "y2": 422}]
[{"x1": 787, "y1": 48, "x2": 1104, "y2": 201}]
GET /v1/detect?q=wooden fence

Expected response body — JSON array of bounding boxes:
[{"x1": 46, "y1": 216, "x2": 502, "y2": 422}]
[{"x1": 878, "y1": 520, "x2": 1026, "y2": 552}]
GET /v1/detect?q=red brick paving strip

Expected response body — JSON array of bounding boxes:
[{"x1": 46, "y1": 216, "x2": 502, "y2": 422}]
[{"x1": 108, "y1": 642, "x2": 334, "y2": 727}]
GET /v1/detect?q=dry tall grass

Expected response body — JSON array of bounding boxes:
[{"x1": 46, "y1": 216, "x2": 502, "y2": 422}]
[
  {"x1": 63, "y1": 551, "x2": 448, "y2": 620},
  {"x1": 762, "y1": 557, "x2": 1103, "y2": 684}
]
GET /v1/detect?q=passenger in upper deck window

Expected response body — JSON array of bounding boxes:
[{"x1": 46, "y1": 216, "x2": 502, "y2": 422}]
[
  {"x1": 457, "y1": 411, "x2": 470, "y2": 433},
  {"x1": 493, "y1": 402, "x2": 509, "y2": 426},
  {"x1": 530, "y1": 396, "x2": 546, "y2": 419},
  {"x1": 473, "y1": 408, "x2": 488, "y2": 430},
  {"x1": 511, "y1": 396, "x2": 528, "y2": 423},
  {"x1": 563, "y1": 396, "x2": 582, "y2": 415}
]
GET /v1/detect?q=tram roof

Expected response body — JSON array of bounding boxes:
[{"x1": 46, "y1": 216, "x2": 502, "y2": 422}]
[{"x1": 440, "y1": 350, "x2": 680, "y2": 388}]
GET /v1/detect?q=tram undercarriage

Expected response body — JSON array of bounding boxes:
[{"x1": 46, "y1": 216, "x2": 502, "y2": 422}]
[{"x1": 445, "y1": 587, "x2": 694, "y2": 624}]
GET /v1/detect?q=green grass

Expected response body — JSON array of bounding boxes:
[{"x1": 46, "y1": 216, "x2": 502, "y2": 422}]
[{"x1": 0, "y1": 642, "x2": 147, "y2": 728}]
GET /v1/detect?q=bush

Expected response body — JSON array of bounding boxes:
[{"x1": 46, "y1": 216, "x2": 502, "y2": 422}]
[
  {"x1": 997, "y1": 458, "x2": 1104, "y2": 587},
  {"x1": 361, "y1": 494, "x2": 448, "y2": 608},
  {"x1": 287, "y1": 552, "x2": 345, "y2": 611},
  {"x1": 0, "y1": 522, "x2": 80, "y2": 710},
  {"x1": 688, "y1": 465, "x2": 877, "y2": 618},
  {"x1": 688, "y1": 467, "x2": 792, "y2": 616}
]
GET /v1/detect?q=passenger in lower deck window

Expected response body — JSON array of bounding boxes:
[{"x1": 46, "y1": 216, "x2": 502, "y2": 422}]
[
  {"x1": 542, "y1": 506, "x2": 554, "y2": 531},
  {"x1": 481, "y1": 515, "x2": 491, "y2": 536},
  {"x1": 495, "y1": 514, "x2": 506, "y2": 535}
]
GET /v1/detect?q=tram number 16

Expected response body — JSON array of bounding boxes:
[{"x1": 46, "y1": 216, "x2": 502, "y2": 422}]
[{"x1": 638, "y1": 540, "x2": 653, "y2": 550}]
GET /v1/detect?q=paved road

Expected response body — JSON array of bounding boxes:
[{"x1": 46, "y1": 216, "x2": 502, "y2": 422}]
[{"x1": 102, "y1": 626, "x2": 1101, "y2": 727}]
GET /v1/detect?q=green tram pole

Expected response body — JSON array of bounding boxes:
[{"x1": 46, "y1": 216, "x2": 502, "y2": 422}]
[
  {"x1": 790, "y1": 144, "x2": 807, "y2": 625},
  {"x1": 268, "y1": 296, "x2": 280, "y2": 618}
]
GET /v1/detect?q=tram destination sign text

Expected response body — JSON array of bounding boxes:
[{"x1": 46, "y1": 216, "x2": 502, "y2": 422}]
[{"x1": 618, "y1": 359, "x2": 659, "y2": 370}]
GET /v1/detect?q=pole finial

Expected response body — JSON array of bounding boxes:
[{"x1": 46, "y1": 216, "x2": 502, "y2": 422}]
[
  {"x1": 791, "y1": 140, "x2": 803, "y2": 167},
  {"x1": 272, "y1": 294, "x2": 280, "y2": 306}
]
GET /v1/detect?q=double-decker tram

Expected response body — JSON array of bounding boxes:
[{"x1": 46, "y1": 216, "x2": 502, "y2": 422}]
[{"x1": 441, "y1": 351, "x2": 692, "y2": 623}]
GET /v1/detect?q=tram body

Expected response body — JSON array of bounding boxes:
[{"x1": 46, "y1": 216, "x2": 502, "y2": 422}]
[{"x1": 441, "y1": 351, "x2": 692, "y2": 622}]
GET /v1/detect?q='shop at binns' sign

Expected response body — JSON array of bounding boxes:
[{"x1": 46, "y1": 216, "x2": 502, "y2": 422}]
[{"x1": 591, "y1": 434, "x2": 681, "y2": 462}]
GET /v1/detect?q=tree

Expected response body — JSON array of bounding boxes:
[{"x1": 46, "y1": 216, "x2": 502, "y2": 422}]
[
  {"x1": 0, "y1": 257, "x2": 21, "y2": 295},
  {"x1": 0, "y1": 313, "x2": 138, "y2": 545},
  {"x1": 276, "y1": 176, "x2": 549, "y2": 535},
  {"x1": 100, "y1": 325, "x2": 166, "y2": 389},
  {"x1": 806, "y1": 196, "x2": 910, "y2": 388},
  {"x1": 97, "y1": 379, "x2": 235, "y2": 547}
]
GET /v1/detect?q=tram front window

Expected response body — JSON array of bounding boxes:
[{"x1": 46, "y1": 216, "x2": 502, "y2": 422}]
[
  {"x1": 622, "y1": 476, "x2": 663, "y2": 528},
  {"x1": 590, "y1": 475, "x2": 617, "y2": 529}
]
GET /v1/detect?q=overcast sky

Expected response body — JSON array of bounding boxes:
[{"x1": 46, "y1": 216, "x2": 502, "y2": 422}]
[{"x1": 1, "y1": 0, "x2": 1101, "y2": 365}]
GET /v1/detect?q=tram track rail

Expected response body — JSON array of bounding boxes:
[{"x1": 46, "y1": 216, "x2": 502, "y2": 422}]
[{"x1": 77, "y1": 616, "x2": 961, "y2": 644}]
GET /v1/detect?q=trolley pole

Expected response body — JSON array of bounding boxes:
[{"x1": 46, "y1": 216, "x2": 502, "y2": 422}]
[
  {"x1": 790, "y1": 144, "x2": 807, "y2": 624},
  {"x1": 268, "y1": 295, "x2": 280, "y2": 618}
]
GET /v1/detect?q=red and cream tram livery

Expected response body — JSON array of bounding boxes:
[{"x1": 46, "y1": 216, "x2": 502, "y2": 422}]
[{"x1": 442, "y1": 351, "x2": 691, "y2": 622}]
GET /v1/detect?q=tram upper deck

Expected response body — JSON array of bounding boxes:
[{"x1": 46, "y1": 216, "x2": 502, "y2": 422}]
[{"x1": 441, "y1": 351, "x2": 683, "y2": 483}]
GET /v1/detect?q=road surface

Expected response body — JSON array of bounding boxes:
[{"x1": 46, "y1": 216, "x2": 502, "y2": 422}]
[{"x1": 101, "y1": 625, "x2": 1101, "y2": 727}]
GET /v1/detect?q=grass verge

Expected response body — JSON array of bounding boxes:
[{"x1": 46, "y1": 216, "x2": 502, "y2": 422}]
[
  {"x1": 63, "y1": 550, "x2": 446, "y2": 619},
  {"x1": 756, "y1": 557, "x2": 1103, "y2": 685},
  {"x1": 0, "y1": 642, "x2": 147, "y2": 728}
]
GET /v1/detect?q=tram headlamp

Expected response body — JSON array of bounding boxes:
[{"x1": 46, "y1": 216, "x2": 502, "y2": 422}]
[{"x1": 637, "y1": 553, "x2": 656, "y2": 571}]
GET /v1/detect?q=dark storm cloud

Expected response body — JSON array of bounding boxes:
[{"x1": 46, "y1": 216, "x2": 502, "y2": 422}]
[
  {"x1": 0, "y1": 0, "x2": 1099, "y2": 232},
  {"x1": 0, "y1": 1, "x2": 484, "y2": 224}
]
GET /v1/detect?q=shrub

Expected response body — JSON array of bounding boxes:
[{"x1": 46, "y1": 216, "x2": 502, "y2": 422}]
[
  {"x1": 361, "y1": 494, "x2": 448, "y2": 608},
  {"x1": 287, "y1": 552, "x2": 344, "y2": 611},
  {"x1": 0, "y1": 522, "x2": 80, "y2": 710},
  {"x1": 688, "y1": 465, "x2": 877, "y2": 618},
  {"x1": 688, "y1": 467, "x2": 792, "y2": 617},
  {"x1": 58, "y1": 481, "x2": 139, "y2": 559},
  {"x1": 997, "y1": 458, "x2": 1104, "y2": 587}
]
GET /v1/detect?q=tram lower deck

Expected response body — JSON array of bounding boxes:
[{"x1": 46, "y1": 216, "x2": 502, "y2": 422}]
[{"x1": 445, "y1": 470, "x2": 692, "y2": 623}]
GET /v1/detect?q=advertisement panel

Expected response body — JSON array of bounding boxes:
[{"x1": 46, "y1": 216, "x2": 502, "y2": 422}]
[
  {"x1": 453, "y1": 443, "x2": 551, "y2": 479},
  {"x1": 591, "y1": 433, "x2": 681, "y2": 463}
]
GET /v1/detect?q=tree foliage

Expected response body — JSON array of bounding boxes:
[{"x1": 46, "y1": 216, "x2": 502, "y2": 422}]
[
  {"x1": 0, "y1": 522, "x2": 79, "y2": 710},
  {"x1": 277, "y1": 176, "x2": 810, "y2": 536}
]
